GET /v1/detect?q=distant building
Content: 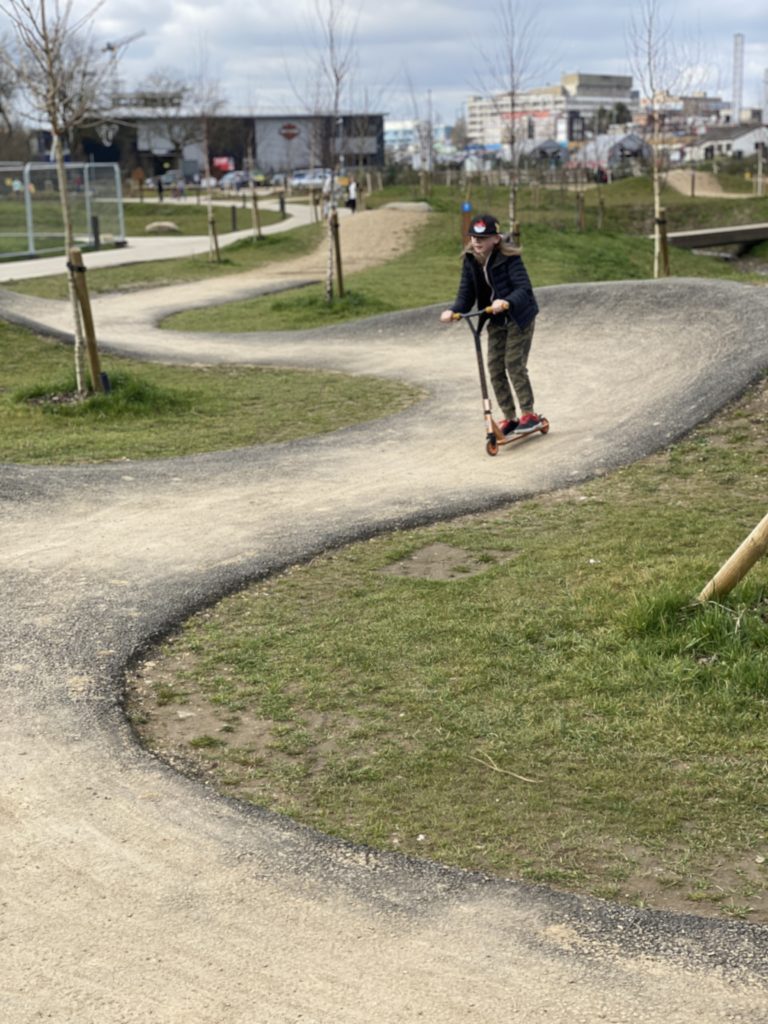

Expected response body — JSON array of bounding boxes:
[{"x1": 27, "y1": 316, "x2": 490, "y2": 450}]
[
  {"x1": 571, "y1": 132, "x2": 653, "y2": 173},
  {"x1": 685, "y1": 124, "x2": 768, "y2": 163},
  {"x1": 383, "y1": 118, "x2": 452, "y2": 168},
  {"x1": 466, "y1": 73, "x2": 639, "y2": 152},
  {"x1": 75, "y1": 102, "x2": 384, "y2": 180},
  {"x1": 635, "y1": 90, "x2": 727, "y2": 134}
]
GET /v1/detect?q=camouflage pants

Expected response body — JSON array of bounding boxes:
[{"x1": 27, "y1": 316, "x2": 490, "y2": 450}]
[{"x1": 486, "y1": 317, "x2": 536, "y2": 419}]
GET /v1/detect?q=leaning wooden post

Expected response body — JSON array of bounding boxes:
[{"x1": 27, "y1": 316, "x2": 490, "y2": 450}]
[
  {"x1": 68, "y1": 247, "x2": 104, "y2": 393},
  {"x1": 698, "y1": 511, "x2": 768, "y2": 602}
]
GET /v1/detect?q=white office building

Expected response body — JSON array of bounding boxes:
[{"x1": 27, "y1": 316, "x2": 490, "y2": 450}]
[{"x1": 466, "y1": 73, "x2": 639, "y2": 152}]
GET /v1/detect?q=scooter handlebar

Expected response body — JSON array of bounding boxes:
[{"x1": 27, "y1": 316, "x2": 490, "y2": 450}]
[{"x1": 451, "y1": 301, "x2": 509, "y2": 320}]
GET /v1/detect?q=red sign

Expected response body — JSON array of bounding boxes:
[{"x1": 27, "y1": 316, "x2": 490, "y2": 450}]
[{"x1": 279, "y1": 122, "x2": 299, "y2": 141}]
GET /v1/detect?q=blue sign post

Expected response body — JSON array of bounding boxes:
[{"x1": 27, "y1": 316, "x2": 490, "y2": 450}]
[{"x1": 461, "y1": 200, "x2": 472, "y2": 242}]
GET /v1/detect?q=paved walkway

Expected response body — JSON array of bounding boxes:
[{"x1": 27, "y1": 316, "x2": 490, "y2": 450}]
[{"x1": 1, "y1": 228, "x2": 768, "y2": 1022}]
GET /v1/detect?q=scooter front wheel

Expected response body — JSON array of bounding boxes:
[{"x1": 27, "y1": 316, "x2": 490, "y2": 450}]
[{"x1": 486, "y1": 437, "x2": 499, "y2": 456}]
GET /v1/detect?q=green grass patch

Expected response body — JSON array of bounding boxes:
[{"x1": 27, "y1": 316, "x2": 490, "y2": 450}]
[
  {"x1": 0, "y1": 321, "x2": 421, "y2": 463},
  {"x1": 126, "y1": 374, "x2": 768, "y2": 921}
]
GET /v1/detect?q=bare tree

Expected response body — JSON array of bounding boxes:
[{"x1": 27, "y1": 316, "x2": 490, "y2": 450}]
[
  {"x1": 404, "y1": 70, "x2": 433, "y2": 199},
  {"x1": 347, "y1": 76, "x2": 391, "y2": 204},
  {"x1": 0, "y1": 32, "x2": 18, "y2": 133},
  {"x1": 0, "y1": 31, "x2": 32, "y2": 157},
  {"x1": 189, "y1": 42, "x2": 226, "y2": 262},
  {"x1": 627, "y1": 0, "x2": 702, "y2": 278},
  {"x1": 1, "y1": 0, "x2": 113, "y2": 394},
  {"x1": 304, "y1": 0, "x2": 358, "y2": 301},
  {"x1": 478, "y1": 0, "x2": 543, "y2": 233},
  {"x1": 140, "y1": 70, "x2": 199, "y2": 178}
]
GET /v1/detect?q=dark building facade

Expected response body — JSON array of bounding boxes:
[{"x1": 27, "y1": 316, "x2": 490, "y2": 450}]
[{"x1": 75, "y1": 112, "x2": 385, "y2": 181}]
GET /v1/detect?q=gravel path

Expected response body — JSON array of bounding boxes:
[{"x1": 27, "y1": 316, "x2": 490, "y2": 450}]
[
  {"x1": 666, "y1": 169, "x2": 753, "y2": 199},
  {"x1": 2, "y1": 215, "x2": 768, "y2": 1021}
]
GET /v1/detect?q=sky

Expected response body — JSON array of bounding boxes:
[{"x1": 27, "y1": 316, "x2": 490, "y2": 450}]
[{"x1": 9, "y1": 0, "x2": 768, "y2": 124}]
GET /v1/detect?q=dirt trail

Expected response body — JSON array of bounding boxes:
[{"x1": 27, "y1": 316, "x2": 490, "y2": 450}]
[
  {"x1": 666, "y1": 168, "x2": 753, "y2": 199},
  {"x1": 254, "y1": 204, "x2": 432, "y2": 282}
]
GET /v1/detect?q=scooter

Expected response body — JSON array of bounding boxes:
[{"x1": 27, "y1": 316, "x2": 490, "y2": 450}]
[{"x1": 452, "y1": 305, "x2": 550, "y2": 457}]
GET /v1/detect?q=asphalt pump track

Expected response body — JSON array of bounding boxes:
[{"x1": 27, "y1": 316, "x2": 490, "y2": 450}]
[{"x1": 2, "y1": 276, "x2": 768, "y2": 1022}]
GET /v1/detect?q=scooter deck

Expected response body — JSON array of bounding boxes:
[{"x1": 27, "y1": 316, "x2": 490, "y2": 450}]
[{"x1": 486, "y1": 417, "x2": 550, "y2": 455}]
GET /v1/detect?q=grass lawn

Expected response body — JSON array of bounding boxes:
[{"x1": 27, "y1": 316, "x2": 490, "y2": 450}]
[{"x1": 0, "y1": 320, "x2": 420, "y2": 463}]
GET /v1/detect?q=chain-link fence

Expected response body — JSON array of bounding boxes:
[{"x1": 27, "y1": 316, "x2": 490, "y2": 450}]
[{"x1": 0, "y1": 162, "x2": 125, "y2": 260}]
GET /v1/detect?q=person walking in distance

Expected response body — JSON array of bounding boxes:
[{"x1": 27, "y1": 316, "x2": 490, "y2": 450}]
[
  {"x1": 440, "y1": 213, "x2": 541, "y2": 435},
  {"x1": 347, "y1": 178, "x2": 358, "y2": 213}
]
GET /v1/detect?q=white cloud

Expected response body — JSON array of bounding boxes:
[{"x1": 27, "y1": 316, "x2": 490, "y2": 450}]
[{"x1": 5, "y1": 0, "x2": 763, "y2": 120}]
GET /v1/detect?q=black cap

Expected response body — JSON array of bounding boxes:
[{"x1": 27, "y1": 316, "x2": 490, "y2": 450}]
[{"x1": 468, "y1": 213, "x2": 500, "y2": 237}]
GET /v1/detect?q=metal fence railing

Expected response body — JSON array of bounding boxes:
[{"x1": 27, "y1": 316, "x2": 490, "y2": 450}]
[{"x1": 0, "y1": 162, "x2": 125, "y2": 260}]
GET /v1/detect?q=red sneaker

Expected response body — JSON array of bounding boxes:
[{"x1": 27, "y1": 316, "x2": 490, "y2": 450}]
[
  {"x1": 514, "y1": 413, "x2": 542, "y2": 434},
  {"x1": 498, "y1": 418, "x2": 518, "y2": 436}
]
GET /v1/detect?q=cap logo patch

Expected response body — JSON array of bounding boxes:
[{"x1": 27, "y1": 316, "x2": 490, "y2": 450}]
[{"x1": 474, "y1": 220, "x2": 487, "y2": 233}]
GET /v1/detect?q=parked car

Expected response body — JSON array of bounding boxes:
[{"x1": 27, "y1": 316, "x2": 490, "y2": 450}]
[
  {"x1": 289, "y1": 168, "x2": 332, "y2": 190},
  {"x1": 160, "y1": 169, "x2": 183, "y2": 187},
  {"x1": 218, "y1": 170, "x2": 251, "y2": 191}
]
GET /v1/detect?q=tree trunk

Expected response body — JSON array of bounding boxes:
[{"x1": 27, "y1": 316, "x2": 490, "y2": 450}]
[
  {"x1": 325, "y1": 211, "x2": 335, "y2": 302},
  {"x1": 651, "y1": 122, "x2": 662, "y2": 279},
  {"x1": 652, "y1": 162, "x2": 662, "y2": 278},
  {"x1": 53, "y1": 133, "x2": 87, "y2": 394},
  {"x1": 202, "y1": 119, "x2": 220, "y2": 263},
  {"x1": 507, "y1": 182, "x2": 517, "y2": 236}
]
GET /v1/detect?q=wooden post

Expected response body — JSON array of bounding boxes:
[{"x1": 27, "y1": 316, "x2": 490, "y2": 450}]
[
  {"x1": 576, "y1": 191, "x2": 586, "y2": 231},
  {"x1": 67, "y1": 247, "x2": 104, "y2": 393},
  {"x1": 698, "y1": 511, "x2": 768, "y2": 602},
  {"x1": 331, "y1": 209, "x2": 344, "y2": 298},
  {"x1": 251, "y1": 187, "x2": 263, "y2": 239},
  {"x1": 208, "y1": 212, "x2": 220, "y2": 263},
  {"x1": 657, "y1": 207, "x2": 671, "y2": 277},
  {"x1": 757, "y1": 144, "x2": 765, "y2": 199}
]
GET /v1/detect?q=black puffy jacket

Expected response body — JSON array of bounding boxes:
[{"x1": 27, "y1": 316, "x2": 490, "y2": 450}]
[{"x1": 451, "y1": 247, "x2": 539, "y2": 329}]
